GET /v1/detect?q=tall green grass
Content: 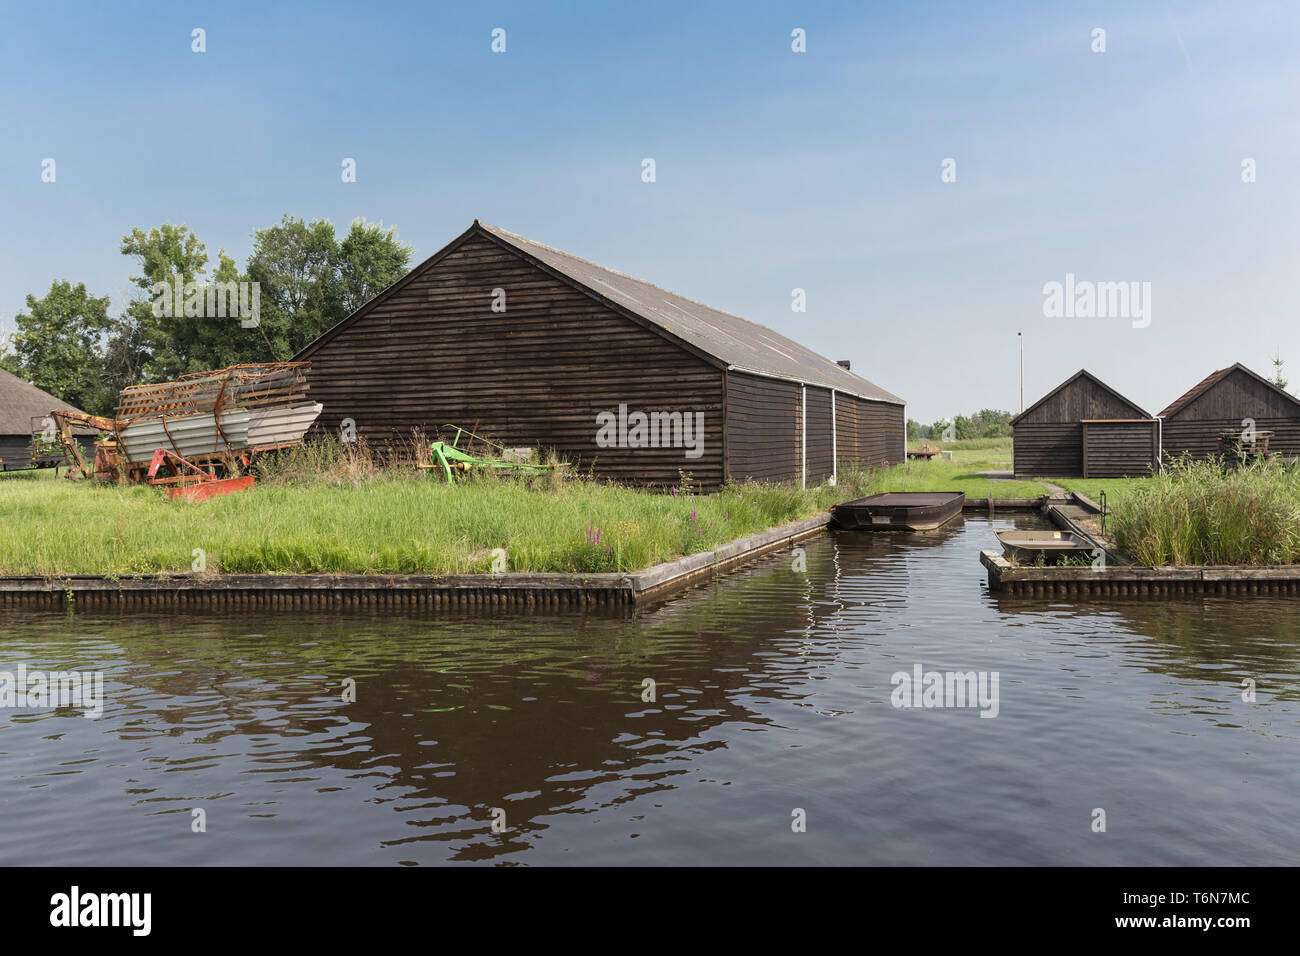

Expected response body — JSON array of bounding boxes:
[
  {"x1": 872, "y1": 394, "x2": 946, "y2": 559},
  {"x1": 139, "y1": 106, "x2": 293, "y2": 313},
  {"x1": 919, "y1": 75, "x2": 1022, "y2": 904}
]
[
  {"x1": 0, "y1": 449, "x2": 883, "y2": 576},
  {"x1": 0, "y1": 432, "x2": 1061, "y2": 576},
  {"x1": 1112, "y1": 457, "x2": 1300, "y2": 566}
]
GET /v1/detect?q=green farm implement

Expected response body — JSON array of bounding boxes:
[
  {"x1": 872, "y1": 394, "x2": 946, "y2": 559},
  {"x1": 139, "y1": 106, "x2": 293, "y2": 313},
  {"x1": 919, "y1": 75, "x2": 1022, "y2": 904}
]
[{"x1": 423, "y1": 425, "x2": 564, "y2": 483}]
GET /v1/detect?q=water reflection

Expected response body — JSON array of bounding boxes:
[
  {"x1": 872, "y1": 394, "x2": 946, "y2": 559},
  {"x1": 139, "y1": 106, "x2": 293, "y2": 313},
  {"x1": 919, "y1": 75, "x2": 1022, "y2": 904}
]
[{"x1": 1, "y1": 515, "x2": 1296, "y2": 865}]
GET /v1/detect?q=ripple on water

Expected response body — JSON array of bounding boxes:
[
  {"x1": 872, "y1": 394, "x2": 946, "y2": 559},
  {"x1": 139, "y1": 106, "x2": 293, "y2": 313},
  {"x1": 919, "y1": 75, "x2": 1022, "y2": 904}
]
[{"x1": 0, "y1": 516, "x2": 1297, "y2": 865}]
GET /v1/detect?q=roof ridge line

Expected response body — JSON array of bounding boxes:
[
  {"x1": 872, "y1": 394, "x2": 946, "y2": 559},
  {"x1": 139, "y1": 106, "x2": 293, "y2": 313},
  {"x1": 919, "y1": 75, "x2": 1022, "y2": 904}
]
[{"x1": 478, "y1": 222, "x2": 766, "y2": 329}]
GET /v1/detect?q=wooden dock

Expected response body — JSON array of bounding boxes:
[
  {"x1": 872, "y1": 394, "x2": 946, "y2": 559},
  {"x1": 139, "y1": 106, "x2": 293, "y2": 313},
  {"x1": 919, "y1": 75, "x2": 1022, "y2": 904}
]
[{"x1": 981, "y1": 549, "x2": 1300, "y2": 597}]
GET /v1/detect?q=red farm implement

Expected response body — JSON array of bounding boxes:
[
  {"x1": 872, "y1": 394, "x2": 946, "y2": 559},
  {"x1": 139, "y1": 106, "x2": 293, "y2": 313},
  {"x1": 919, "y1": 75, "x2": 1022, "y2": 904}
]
[{"x1": 146, "y1": 448, "x2": 255, "y2": 501}]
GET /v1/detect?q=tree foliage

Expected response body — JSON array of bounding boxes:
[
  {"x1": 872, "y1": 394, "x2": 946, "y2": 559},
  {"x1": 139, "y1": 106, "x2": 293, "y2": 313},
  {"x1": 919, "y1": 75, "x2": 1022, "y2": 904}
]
[
  {"x1": 3, "y1": 280, "x2": 114, "y2": 414},
  {"x1": 910, "y1": 408, "x2": 1014, "y2": 441},
  {"x1": 5, "y1": 215, "x2": 413, "y2": 414}
]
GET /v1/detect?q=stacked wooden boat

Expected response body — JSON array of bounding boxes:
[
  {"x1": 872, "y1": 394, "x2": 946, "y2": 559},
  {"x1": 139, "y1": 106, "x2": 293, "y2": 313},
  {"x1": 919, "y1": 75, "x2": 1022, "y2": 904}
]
[{"x1": 114, "y1": 363, "x2": 322, "y2": 466}]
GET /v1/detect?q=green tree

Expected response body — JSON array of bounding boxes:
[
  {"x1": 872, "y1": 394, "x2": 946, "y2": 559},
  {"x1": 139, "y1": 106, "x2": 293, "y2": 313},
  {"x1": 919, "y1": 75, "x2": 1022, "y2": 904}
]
[
  {"x1": 337, "y1": 219, "x2": 413, "y2": 316},
  {"x1": 2, "y1": 280, "x2": 114, "y2": 414},
  {"x1": 246, "y1": 215, "x2": 343, "y2": 360},
  {"x1": 118, "y1": 223, "x2": 215, "y2": 381},
  {"x1": 246, "y1": 215, "x2": 413, "y2": 358}
]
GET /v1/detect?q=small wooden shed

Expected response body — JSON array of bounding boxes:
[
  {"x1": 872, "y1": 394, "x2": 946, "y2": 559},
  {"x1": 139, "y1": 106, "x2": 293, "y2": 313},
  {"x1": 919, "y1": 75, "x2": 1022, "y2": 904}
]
[
  {"x1": 1159, "y1": 363, "x2": 1300, "y2": 461},
  {"x1": 295, "y1": 221, "x2": 905, "y2": 490},
  {"x1": 0, "y1": 367, "x2": 94, "y2": 469},
  {"x1": 1012, "y1": 369, "x2": 1157, "y2": 477}
]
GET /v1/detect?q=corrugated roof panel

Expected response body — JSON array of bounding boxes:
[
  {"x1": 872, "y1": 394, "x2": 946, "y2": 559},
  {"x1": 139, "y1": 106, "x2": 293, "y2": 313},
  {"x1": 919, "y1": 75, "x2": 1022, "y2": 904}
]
[{"x1": 478, "y1": 223, "x2": 904, "y2": 405}]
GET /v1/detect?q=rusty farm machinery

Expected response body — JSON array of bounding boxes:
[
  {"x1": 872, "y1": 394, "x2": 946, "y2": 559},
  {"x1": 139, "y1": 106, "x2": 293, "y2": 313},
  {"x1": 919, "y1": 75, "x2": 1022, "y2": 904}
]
[{"x1": 42, "y1": 362, "x2": 322, "y2": 500}]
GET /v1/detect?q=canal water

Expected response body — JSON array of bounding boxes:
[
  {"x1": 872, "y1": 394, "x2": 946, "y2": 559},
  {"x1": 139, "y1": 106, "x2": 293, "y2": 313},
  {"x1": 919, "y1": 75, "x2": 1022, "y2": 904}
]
[{"x1": 2, "y1": 515, "x2": 1296, "y2": 866}]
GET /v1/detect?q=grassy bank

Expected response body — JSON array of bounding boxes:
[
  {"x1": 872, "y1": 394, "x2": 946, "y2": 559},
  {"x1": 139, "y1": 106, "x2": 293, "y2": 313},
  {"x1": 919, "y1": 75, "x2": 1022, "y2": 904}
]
[
  {"x1": 1110, "y1": 458, "x2": 1300, "y2": 566},
  {"x1": 1050, "y1": 477, "x2": 1151, "y2": 506},
  {"x1": 0, "y1": 459, "x2": 877, "y2": 576},
  {"x1": 0, "y1": 435, "x2": 1058, "y2": 577},
  {"x1": 895, "y1": 438, "x2": 1043, "y2": 496}
]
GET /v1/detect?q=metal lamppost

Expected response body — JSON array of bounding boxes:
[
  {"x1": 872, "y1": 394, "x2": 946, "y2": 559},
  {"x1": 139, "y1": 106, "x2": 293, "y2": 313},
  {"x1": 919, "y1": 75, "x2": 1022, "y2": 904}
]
[{"x1": 1018, "y1": 332, "x2": 1024, "y2": 414}]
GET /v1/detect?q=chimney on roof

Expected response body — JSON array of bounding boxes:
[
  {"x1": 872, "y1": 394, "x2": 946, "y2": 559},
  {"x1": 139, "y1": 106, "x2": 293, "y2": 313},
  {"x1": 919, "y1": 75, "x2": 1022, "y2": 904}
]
[{"x1": 836, "y1": 360, "x2": 851, "y2": 370}]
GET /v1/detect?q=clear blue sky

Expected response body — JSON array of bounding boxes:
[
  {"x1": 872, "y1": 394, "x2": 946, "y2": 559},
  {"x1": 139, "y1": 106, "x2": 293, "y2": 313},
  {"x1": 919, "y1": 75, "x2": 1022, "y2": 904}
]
[{"x1": 2, "y1": 1, "x2": 1297, "y2": 422}]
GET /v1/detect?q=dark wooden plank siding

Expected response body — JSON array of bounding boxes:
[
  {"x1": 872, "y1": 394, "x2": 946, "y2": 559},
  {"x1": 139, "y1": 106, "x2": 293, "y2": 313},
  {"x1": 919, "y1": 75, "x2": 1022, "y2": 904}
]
[
  {"x1": 302, "y1": 234, "x2": 725, "y2": 488},
  {"x1": 834, "y1": 393, "x2": 859, "y2": 466},
  {"x1": 1082, "y1": 421, "x2": 1157, "y2": 477},
  {"x1": 1018, "y1": 376, "x2": 1146, "y2": 424},
  {"x1": 848, "y1": 395, "x2": 904, "y2": 469},
  {"x1": 1014, "y1": 422, "x2": 1082, "y2": 476},
  {"x1": 723, "y1": 378, "x2": 902, "y2": 484},
  {"x1": 1163, "y1": 417, "x2": 1300, "y2": 461},
  {"x1": 724, "y1": 372, "x2": 800, "y2": 483},
  {"x1": 1015, "y1": 372, "x2": 1154, "y2": 477},
  {"x1": 804, "y1": 386, "x2": 833, "y2": 483},
  {"x1": 0, "y1": 436, "x2": 32, "y2": 461},
  {"x1": 1162, "y1": 368, "x2": 1300, "y2": 460}
]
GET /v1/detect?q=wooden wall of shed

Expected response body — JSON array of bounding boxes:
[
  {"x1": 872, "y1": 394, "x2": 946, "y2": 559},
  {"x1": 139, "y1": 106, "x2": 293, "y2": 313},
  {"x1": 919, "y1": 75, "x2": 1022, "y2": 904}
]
[
  {"x1": 1018, "y1": 376, "x2": 1146, "y2": 424},
  {"x1": 0, "y1": 436, "x2": 32, "y2": 461},
  {"x1": 805, "y1": 386, "x2": 834, "y2": 483},
  {"x1": 833, "y1": 393, "x2": 859, "y2": 465},
  {"x1": 724, "y1": 372, "x2": 800, "y2": 483},
  {"x1": 1162, "y1": 368, "x2": 1300, "y2": 459},
  {"x1": 1014, "y1": 422, "x2": 1082, "y2": 476},
  {"x1": 722, "y1": 377, "x2": 902, "y2": 484},
  {"x1": 300, "y1": 234, "x2": 726, "y2": 488},
  {"x1": 0, "y1": 434, "x2": 94, "y2": 466},
  {"x1": 1014, "y1": 374, "x2": 1150, "y2": 477},
  {"x1": 1082, "y1": 421, "x2": 1158, "y2": 477},
  {"x1": 841, "y1": 394, "x2": 904, "y2": 470}
]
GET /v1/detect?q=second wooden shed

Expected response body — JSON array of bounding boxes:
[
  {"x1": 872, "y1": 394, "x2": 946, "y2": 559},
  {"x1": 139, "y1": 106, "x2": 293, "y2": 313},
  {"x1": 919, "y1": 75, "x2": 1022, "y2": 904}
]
[{"x1": 1159, "y1": 363, "x2": 1300, "y2": 461}]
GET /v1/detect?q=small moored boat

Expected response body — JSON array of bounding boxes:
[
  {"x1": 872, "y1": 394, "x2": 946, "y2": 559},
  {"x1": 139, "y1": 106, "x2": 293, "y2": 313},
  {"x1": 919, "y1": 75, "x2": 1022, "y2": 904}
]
[
  {"x1": 995, "y1": 529, "x2": 1094, "y2": 564},
  {"x1": 831, "y1": 491, "x2": 965, "y2": 531}
]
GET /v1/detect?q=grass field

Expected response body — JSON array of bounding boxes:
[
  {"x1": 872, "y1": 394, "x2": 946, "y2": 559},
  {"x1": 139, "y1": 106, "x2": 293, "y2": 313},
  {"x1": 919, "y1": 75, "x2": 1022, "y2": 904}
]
[
  {"x1": 0, "y1": 461, "x2": 879, "y2": 576},
  {"x1": 1050, "y1": 477, "x2": 1150, "y2": 506},
  {"x1": 897, "y1": 437, "x2": 1045, "y2": 496},
  {"x1": 26, "y1": 434, "x2": 1275, "y2": 575}
]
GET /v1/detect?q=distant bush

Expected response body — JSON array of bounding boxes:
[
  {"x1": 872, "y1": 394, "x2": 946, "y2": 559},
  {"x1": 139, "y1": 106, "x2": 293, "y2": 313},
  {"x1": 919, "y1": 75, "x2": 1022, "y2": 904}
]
[{"x1": 910, "y1": 409, "x2": 1014, "y2": 441}]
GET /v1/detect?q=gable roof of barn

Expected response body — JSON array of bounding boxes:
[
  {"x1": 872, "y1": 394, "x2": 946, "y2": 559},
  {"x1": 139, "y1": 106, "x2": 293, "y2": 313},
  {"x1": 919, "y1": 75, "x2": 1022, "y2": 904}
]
[
  {"x1": 1011, "y1": 369, "x2": 1152, "y2": 425},
  {"x1": 296, "y1": 221, "x2": 904, "y2": 405},
  {"x1": 1158, "y1": 362, "x2": 1300, "y2": 418},
  {"x1": 0, "y1": 367, "x2": 91, "y2": 436}
]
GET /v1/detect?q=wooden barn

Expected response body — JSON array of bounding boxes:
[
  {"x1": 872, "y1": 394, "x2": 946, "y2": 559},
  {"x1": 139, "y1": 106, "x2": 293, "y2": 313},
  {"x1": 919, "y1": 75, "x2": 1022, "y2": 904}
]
[
  {"x1": 1012, "y1": 369, "x2": 1158, "y2": 478},
  {"x1": 1159, "y1": 363, "x2": 1300, "y2": 461},
  {"x1": 0, "y1": 367, "x2": 93, "y2": 470},
  {"x1": 294, "y1": 221, "x2": 905, "y2": 490}
]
